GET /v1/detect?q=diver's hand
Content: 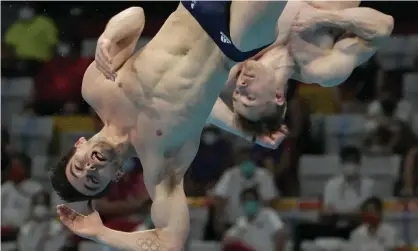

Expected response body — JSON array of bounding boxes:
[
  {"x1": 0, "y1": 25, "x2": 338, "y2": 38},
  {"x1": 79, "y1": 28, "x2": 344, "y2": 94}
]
[
  {"x1": 57, "y1": 204, "x2": 104, "y2": 241},
  {"x1": 95, "y1": 36, "x2": 117, "y2": 81},
  {"x1": 257, "y1": 125, "x2": 288, "y2": 149}
]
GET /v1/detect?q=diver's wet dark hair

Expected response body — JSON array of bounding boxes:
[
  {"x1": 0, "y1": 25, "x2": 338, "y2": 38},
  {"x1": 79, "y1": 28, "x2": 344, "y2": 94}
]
[
  {"x1": 49, "y1": 147, "x2": 112, "y2": 202},
  {"x1": 235, "y1": 102, "x2": 287, "y2": 142}
]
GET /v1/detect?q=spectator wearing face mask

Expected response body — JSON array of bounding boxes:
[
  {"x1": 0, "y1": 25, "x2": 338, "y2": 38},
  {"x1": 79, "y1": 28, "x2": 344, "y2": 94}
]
[
  {"x1": 34, "y1": 40, "x2": 93, "y2": 115},
  {"x1": 1, "y1": 153, "x2": 43, "y2": 242},
  {"x1": 394, "y1": 139, "x2": 418, "y2": 197},
  {"x1": 17, "y1": 191, "x2": 67, "y2": 251},
  {"x1": 211, "y1": 148, "x2": 278, "y2": 236},
  {"x1": 3, "y1": 4, "x2": 58, "y2": 76},
  {"x1": 347, "y1": 197, "x2": 400, "y2": 251},
  {"x1": 223, "y1": 187, "x2": 287, "y2": 251},
  {"x1": 293, "y1": 146, "x2": 375, "y2": 251},
  {"x1": 187, "y1": 126, "x2": 233, "y2": 196},
  {"x1": 366, "y1": 88, "x2": 412, "y2": 132}
]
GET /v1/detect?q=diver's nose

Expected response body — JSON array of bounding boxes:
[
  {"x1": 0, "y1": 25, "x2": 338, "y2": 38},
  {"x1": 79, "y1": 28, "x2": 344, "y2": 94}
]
[
  {"x1": 86, "y1": 163, "x2": 97, "y2": 171},
  {"x1": 238, "y1": 80, "x2": 248, "y2": 88}
]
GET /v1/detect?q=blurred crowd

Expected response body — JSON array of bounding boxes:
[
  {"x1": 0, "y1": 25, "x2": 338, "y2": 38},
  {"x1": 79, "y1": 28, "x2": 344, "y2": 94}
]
[{"x1": 1, "y1": 2, "x2": 418, "y2": 251}]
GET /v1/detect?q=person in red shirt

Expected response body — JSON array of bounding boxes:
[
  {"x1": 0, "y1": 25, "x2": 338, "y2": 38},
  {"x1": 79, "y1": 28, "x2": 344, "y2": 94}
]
[
  {"x1": 34, "y1": 40, "x2": 93, "y2": 115},
  {"x1": 95, "y1": 158, "x2": 149, "y2": 233}
]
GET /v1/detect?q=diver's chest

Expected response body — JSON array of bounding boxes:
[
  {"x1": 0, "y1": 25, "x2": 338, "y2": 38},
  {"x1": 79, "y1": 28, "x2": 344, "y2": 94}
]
[{"x1": 134, "y1": 101, "x2": 206, "y2": 150}]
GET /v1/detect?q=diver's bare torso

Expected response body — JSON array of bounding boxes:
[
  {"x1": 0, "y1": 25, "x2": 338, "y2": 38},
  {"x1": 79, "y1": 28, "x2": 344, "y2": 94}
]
[
  {"x1": 83, "y1": 2, "x2": 285, "y2": 202},
  {"x1": 83, "y1": 5, "x2": 227, "y2": 192}
]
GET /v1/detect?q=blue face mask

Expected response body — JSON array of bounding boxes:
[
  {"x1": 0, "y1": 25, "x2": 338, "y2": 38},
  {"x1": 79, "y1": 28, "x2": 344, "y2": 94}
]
[
  {"x1": 240, "y1": 161, "x2": 256, "y2": 178},
  {"x1": 123, "y1": 159, "x2": 135, "y2": 172},
  {"x1": 244, "y1": 200, "x2": 259, "y2": 217}
]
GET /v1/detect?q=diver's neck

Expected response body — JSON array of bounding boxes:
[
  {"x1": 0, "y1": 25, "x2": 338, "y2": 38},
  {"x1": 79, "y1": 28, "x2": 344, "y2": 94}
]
[
  {"x1": 259, "y1": 46, "x2": 294, "y2": 93},
  {"x1": 98, "y1": 125, "x2": 131, "y2": 155}
]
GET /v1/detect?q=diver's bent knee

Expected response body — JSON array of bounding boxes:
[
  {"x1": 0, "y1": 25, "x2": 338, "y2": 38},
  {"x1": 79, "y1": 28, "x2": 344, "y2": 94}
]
[{"x1": 381, "y1": 15, "x2": 394, "y2": 37}]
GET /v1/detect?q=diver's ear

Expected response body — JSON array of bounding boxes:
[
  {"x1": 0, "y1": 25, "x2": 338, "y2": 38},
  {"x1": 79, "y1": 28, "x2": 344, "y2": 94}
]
[
  {"x1": 274, "y1": 90, "x2": 285, "y2": 105},
  {"x1": 75, "y1": 137, "x2": 87, "y2": 147},
  {"x1": 226, "y1": 64, "x2": 243, "y2": 88}
]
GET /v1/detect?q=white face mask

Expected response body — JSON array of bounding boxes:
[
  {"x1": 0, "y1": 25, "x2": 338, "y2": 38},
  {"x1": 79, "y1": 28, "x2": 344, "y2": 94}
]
[
  {"x1": 19, "y1": 7, "x2": 35, "y2": 20},
  {"x1": 202, "y1": 132, "x2": 218, "y2": 145},
  {"x1": 33, "y1": 205, "x2": 49, "y2": 218},
  {"x1": 342, "y1": 164, "x2": 359, "y2": 177},
  {"x1": 57, "y1": 44, "x2": 71, "y2": 57}
]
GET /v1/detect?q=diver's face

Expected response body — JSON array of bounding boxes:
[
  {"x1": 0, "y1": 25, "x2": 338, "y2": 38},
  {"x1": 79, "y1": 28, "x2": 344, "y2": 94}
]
[
  {"x1": 65, "y1": 137, "x2": 125, "y2": 195},
  {"x1": 232, "y1": 60, "x2": 283, "y2": 121}
]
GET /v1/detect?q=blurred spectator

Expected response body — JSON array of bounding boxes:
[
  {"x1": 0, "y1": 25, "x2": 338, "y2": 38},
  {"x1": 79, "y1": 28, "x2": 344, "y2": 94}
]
[
  {"x1": 186, "y1": 126, "x2": 233, "y2": 196},
  {"x1": 1, "y1": 152, "x2": 43, "y2": 242},
  {"x1": 223, "y1": 186, "x2": 287, "y2": 251},
  {"x1": 3, "y1": 4, "x2": 59, "y2": 76},
  {"x1": 275, "y1": 91, "x2": 311, "y2": 196},
  {"x1": 364, "y1": 96, "x2": 405, "y2": 155},
  {"x1": 293, "y1": 146, "x2": 375, "y2": 251},
  {"x1": 366, "y1": 87, "x2": 413, "y2": 132},
  {"x1": 211, "y1": 148, "x2": 278, "y2": 235},
  {"x1": 34, "y1": 40, "x2": 93, "y2": 115},
  {"x1": 95, "y1": 158, "x2": 149, "y2": 235},
  {"x1": 395, "y1": 141, "x2": 418, "y2": 197},
  {"x1": 17, "y1": 191, "x2": 67, "y2": 251},
  {"x1": 1, "y1": 128, "x2": 11, "y2": 174},
  {"x1": 363, "y1": 126, "x2": 398, "y2": 156},
  {"x1": 347, "y1": 197, "x2": 399, "y2": 251}
]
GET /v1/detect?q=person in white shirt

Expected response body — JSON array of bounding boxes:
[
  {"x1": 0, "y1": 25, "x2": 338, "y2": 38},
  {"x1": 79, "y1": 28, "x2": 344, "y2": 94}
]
[
  {"x1": 212, "y1": 148, "x2": 278, "y2": 234},
  {"x1": 223, "y1": 186, "x2": 286, "y2": 251},
  {"x1": 366, "y1": 89, "x2": 413, "y2": 133},
  {"x1": 17, "y1": 191, "x2": 67, "y2": 251},
  {"x1": 293, "y1": 146, "x2": 375, "y2": 251},
  {"x1": 1, "y1": 153, "x2": 43, "y2": 241},
  {"x1": 348, "y1": 196, "x2": 399, "y2": 251}
]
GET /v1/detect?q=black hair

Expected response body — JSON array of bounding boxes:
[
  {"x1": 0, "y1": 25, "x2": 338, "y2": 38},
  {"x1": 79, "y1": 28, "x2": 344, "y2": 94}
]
[
  {"x1": 49, "y1": 147, "x2": 112, "y2": 202},
  {"x1": 380, "y1": 99, "x2": 397, "y2": 117},
  {"x1": 361, "y1": 196, "x2": 384, "y2": 213},
  {"x1": 339, "y1": 145, "x2": 361, "y2": 164},
  {"x1": 240, "y1": 185, "x2": 260, "y2": 202}
]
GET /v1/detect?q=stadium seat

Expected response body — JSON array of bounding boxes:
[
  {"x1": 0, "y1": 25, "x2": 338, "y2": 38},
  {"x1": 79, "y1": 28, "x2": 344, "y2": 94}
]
[
  {"x1": 386, "y1": 211, "x2": 418, "y2": 245},
  {"x1": 403, "y1": 73, "x2": 418, "y2": 109},
  {"x1": 362, "y1": 155, "x2": 401, "y2": 197},
  {"x1": 189, "y1": 241, "x2": 222, "y2": 251},
  {"x1": 1, "y1": 78, "x2": 34, "y2": 128},
  {"x1": 299, "y1": 155, "x2": 339, "y2": 197},
  {"x1": 323, "y1": 115, "x2": 366, "y2": 154},
  {"x1": 78, "y1": 241, "x2": 104, "y2": 251},
  {"x1": 10, "y1": 116, "x2": 54, "y2": 158},
  {"x1": 31, "y1": 155, "x2": 50, "y2": 180},
  {"x1": 189, "y1": 206, "x2": 209, "y2": 240}
]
